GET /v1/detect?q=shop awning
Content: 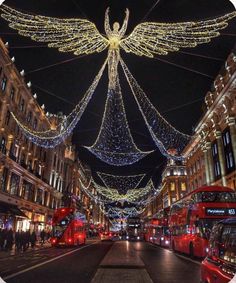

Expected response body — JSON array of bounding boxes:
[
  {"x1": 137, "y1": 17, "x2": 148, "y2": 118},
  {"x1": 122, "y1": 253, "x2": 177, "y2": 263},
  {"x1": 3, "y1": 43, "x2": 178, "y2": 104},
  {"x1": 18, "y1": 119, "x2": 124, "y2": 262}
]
[{"x1": 0, "y1": 201, "x2": 28, "y2": 218}]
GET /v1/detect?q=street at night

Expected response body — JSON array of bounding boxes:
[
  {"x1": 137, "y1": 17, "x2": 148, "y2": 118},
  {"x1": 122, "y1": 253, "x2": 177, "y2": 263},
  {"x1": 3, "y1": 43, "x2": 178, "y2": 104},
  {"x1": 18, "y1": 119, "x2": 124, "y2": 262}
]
[
  {"x1": 0, "y1": 0, "x2": 236, "y2": 282},
  {"x1": 0, "y1": 240, "x2": 201, "y2": 283}
]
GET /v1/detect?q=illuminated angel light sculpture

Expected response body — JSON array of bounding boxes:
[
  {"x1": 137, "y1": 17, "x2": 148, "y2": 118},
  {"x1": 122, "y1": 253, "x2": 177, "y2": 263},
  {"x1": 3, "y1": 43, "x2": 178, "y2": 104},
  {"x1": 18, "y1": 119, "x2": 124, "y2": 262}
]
[{"x1": 1, "y1": 4, "x2": 236, "y2": 162}]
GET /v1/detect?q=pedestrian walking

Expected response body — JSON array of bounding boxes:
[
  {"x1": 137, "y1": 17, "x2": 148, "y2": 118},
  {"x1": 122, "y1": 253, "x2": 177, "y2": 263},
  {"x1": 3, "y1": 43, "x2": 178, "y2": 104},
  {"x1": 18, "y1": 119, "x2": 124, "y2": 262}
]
[
  {"x1": 40, "y1": 229, "x2": 46, "y2": 245},
  {"x1": 0, "y1": 228, "x2": 4, "y2": 251},
  {"x1": 15, "y1": 230, "x2": 21, "y2": 251},
  {"x1": 5, "y1": 228, "x2": 14, "y2": 251},
  {"x1": 30, "y1": 231, "x2": 37, "y2": 248}
]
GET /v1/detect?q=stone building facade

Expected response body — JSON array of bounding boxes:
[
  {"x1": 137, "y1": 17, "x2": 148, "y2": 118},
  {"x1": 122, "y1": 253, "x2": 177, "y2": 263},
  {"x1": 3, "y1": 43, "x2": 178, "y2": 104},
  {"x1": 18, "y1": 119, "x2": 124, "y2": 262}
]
[
  {"x1": 183, "y1": 50, "x2": 236, "y2": 191},
  {"x1": 0, "y1": 38, "x2": 105, "y2": 232},
  {"x1": 144, "y1": 49, "x2": 236, "y2": 218}
]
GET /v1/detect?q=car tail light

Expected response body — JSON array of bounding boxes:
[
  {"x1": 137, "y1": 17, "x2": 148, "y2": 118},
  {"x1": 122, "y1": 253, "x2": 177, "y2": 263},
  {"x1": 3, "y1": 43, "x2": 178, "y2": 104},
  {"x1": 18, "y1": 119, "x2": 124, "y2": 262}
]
[
  {"x1": 52, "y1": 239, "x2": 56, "y2": 243},
  {"x1": 109, "y1": 233, "x2": 112, "y2": 237},
  {"x1": 68, "y1": 238, "x2": 72, "y2": 243}
]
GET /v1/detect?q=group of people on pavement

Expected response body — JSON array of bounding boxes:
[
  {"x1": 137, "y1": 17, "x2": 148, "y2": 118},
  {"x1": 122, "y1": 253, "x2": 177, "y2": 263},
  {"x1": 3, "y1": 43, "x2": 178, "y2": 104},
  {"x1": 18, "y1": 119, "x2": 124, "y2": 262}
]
[{"x1": 0, "y1": 228, "x2": 51, "y2": 252}]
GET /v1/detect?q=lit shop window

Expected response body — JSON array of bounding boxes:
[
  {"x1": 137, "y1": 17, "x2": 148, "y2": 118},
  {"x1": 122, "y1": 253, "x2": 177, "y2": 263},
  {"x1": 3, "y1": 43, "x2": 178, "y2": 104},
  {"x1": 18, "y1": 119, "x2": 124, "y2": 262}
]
[
  {"x1": 170, "y1": 182, "x2": 175, "y2": 191},
  {"x1": 181, "y1": 182, "x2": 186, "y2": 191}
]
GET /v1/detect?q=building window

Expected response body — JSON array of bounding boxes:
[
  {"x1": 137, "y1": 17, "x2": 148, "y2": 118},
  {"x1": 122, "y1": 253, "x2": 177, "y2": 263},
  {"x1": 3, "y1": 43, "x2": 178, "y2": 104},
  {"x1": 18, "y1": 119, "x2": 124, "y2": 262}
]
[
  {"x1": 170, "y1": 182, "x2": 175, "y2": 191},
  {"x1": 33, "y1": 118, "x2": 37, "y2": 130},
  {"x1": 9, "y1": 173, "x2": 20, "y2": 196},
  {"x1": 211, "y1": 141, "x2": 221, "y2": 179},
  {"x1": 27, "y1": 111, "x2": 32, "y2": 123},
  {"x1": 223, "y1": 128, "x2": 235, "y2": 173},
  {"x1": 5, "y1": 110, "x2": 10, "y2": 125},
  {"x1": 22, "y1": 180, "x2": 34, "y2": 201},
  {"x1": 1, "y1": 76, "x2": 7, "y2": 92},
  {"x1": 0, "y1": 137, "x2": 6, "y2": 154},
  {"x1": 1, "y1": 167, "x2": 8, "y2": 192},
  {"x1": 19, "y1": 98, "x2": 25, "y2": 112},
  {"x1": 181, "y1": 182, "x2": 186, "y2": 191},
  {"x1": 10, "y1": 87, "x2": 15, "y2": 101},
  {"x1": 36, "y1": 188, "x2": 43, "y2": 205}
]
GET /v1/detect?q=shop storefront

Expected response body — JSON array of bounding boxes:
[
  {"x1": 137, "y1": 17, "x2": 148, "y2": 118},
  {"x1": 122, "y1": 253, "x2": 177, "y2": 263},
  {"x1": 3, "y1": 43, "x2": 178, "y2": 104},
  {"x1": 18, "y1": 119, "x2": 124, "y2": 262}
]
[
  {"x1": 0, "y1": 200, "x2": 28, "y2": 230},
  {"x1": 16, "y1": 210, "x2": 32, "y2": 232}
]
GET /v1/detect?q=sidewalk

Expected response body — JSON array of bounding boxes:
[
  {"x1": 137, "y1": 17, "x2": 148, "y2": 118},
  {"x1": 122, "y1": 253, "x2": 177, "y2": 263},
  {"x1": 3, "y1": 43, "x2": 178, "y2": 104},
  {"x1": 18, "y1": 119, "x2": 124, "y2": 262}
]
[
  {"x1": 0, "y1": 241, "x2": 51, "y2": 259},
  {"x1": 0, "y1": 237, "x2": 99, "y2": 259}
]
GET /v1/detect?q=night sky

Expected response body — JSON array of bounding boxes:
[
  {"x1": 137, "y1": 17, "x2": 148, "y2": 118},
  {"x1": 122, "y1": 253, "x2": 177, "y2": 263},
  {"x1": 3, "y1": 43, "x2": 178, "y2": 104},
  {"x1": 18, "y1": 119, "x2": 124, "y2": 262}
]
[{"x1": 0, "y1": 0, "x2": 236, "y2": 186}]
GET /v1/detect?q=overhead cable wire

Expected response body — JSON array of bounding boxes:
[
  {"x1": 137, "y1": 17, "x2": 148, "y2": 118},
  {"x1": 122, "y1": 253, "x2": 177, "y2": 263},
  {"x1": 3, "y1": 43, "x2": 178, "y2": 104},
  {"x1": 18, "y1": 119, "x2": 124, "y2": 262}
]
[{"x1": 154, "y1": 57, "x2": 215, "y2": 79}]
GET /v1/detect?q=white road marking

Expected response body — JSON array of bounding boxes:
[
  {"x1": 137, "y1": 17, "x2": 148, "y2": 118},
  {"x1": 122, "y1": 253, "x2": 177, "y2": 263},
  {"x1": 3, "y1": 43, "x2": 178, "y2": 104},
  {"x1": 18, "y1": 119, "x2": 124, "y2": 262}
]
[{"x1": 3, "y1": 241, "x2": 99, "y2": 281}]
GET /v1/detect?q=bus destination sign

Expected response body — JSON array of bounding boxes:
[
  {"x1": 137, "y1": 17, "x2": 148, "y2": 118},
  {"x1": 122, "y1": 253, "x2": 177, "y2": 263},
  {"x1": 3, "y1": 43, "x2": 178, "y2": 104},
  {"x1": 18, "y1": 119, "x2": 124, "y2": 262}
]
[{"x1": 206, "y1": 208, "x2": 236, "y2": 216}]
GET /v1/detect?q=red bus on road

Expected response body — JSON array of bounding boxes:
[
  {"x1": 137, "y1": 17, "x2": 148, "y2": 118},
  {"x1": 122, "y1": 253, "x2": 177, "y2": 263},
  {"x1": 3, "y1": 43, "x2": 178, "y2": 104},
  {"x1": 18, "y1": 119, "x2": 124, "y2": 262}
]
[
  {"x1": 51, "y1": 207, "x2": 86, "y2": 247},
  {"x1": 169, "y1": 186, "x2": 236, "y2": 258},
  {"x1": 144, "y1": 208, "x2": 170, "y2": 247}
]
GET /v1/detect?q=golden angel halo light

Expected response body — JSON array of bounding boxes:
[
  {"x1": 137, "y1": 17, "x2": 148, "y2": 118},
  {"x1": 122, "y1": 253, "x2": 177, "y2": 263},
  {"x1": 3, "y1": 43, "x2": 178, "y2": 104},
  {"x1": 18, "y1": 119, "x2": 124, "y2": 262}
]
[{"x1": 1, "y1": 4, "x2": 236, "y2": 162}]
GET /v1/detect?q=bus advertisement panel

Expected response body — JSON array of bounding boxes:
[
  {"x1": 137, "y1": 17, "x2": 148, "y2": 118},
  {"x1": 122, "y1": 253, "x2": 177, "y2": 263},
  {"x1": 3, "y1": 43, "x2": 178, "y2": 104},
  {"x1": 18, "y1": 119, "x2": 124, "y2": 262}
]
[
  {"x1": 169, "y1": 186, "x2": 236, "y2": 258},
  {"x1": 51, "y1": 207, "x2": 86, "y2": 247}
]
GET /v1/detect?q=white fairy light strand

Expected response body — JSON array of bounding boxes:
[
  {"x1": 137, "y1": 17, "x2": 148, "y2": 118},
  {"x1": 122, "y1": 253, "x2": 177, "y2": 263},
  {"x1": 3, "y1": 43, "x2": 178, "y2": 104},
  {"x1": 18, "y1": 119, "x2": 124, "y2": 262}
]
[
  {"x1": 120, "y1": 57, "x2": 190, "y2": 160},
  {"x1": 10, "y1": 59, "x2": 107, "y2": 148},
  {"x1": 97, "y1": 172, "x2": 145, "y2": 193}
]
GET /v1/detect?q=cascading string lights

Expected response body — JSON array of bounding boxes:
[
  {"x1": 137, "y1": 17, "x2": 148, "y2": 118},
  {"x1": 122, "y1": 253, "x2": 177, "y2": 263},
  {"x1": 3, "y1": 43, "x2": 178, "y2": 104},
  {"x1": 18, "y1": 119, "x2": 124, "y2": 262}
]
[
  {"x1": 85, "y1": 67, "x2": 153, "y2": 166},
  {"x1": 92, "y1": 179, "x2": 154, "y2": 203},
  {"x1": 120, "y1": 58, "x2": 190, "y2": 160},
  {"x1": 97, "y1": 172, "x2": 145, "y2": 193},
  {"x1": 11, "y1": 59, "x2": 107, "y2": 148},
  {"x1": 1, "y1": 4, "x2": 235, "y2": 157}
]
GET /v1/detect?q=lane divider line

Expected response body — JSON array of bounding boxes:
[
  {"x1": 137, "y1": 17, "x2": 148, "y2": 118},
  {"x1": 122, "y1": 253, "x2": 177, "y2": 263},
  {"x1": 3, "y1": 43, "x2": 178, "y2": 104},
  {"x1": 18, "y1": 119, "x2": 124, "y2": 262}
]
[{"x1": 3, "y1": 241, "x2": 99, "y2": 281}]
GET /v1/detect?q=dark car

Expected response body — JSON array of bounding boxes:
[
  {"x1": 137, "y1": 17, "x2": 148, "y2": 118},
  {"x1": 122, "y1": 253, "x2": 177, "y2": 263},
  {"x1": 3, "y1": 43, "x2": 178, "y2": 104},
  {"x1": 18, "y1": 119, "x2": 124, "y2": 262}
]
[{"x1": 201, "y1": 218, "x2": 236, "y2": 283}]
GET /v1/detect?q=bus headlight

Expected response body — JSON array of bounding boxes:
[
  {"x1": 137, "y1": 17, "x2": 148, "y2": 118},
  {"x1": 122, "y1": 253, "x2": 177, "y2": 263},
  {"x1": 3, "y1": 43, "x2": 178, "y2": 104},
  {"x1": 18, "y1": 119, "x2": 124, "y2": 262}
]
[{"x1": 206, "y1": 247, "x2": 209, "y2": 253}]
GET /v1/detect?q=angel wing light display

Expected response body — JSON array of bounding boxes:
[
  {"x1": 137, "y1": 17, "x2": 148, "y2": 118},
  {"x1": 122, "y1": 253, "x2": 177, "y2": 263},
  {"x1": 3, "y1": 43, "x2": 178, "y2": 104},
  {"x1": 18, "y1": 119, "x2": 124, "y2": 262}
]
[{"x1": 1, "y1": 4, "x2": 235, "y2": 163}]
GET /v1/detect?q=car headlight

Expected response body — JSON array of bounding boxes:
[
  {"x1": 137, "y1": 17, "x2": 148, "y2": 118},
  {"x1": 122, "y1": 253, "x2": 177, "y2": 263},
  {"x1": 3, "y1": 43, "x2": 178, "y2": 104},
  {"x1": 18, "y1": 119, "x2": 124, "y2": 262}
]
[
  {"x1": 150, "y1": 237, "x2": 153, "y2": 240},
  {"x1": 137, "y1": 236, "x2": 140, "y2": 240},
  {"x1": 126, "y1": 236, "x2": 129, "y2": 240},
  {"x1": 161, "y1": 237, "x2": 164, "y2": 241},
  {"x1": 165, "y1": 240, "x2": 169, "y2": 245}
]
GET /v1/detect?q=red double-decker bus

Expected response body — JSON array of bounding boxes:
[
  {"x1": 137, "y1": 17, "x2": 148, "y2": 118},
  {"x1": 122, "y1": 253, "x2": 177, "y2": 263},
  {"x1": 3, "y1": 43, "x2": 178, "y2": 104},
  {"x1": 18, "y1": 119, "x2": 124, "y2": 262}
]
[
  {"x1": 51, "y1": 207, "x2": 86, "y2": 247},
  {"x1": 144, "y1": 208, "x2": 170, "y2": 247},
  {"x1": 169, "y1": 186, "x2": 236, "y2": 258}
]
